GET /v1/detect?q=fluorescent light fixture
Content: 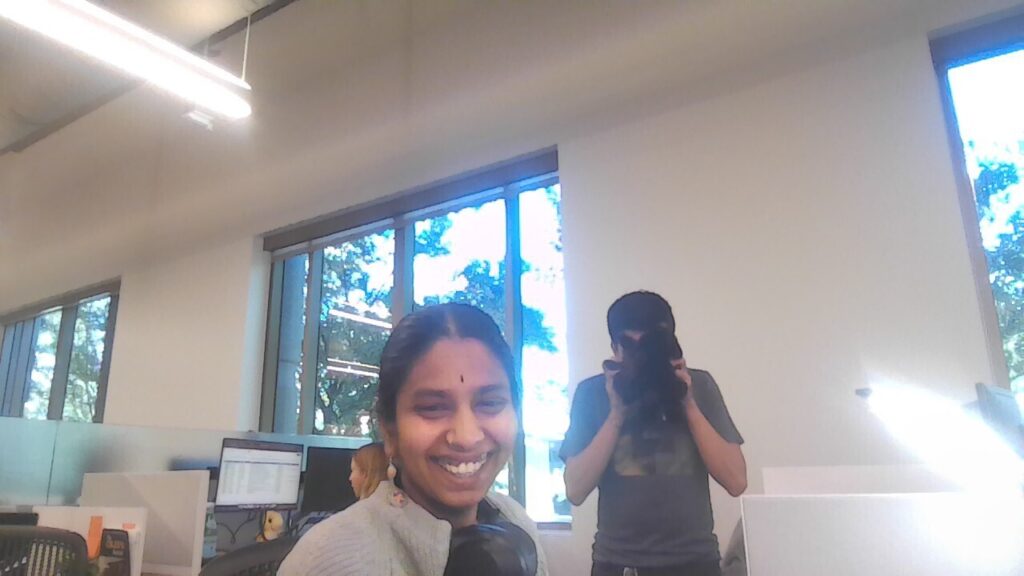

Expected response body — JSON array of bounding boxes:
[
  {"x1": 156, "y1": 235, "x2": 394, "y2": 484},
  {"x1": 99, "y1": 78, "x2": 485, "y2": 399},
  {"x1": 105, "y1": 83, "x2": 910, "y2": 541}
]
[
  {"x1": 0, "y1": 0, "x2": 251, "y2": 119},
  {"x1": 329, "y1": 309, "x2": 393, "y2": 329},
  {"x1": 327, "y1": 358, "x2": 380, "y2": 371},
  {"x1": 326, "y1": 358, "x2": 380, "y2": 379},
  {"x1": 326, "y1": 365, "x2": 380, "y2": 379}
]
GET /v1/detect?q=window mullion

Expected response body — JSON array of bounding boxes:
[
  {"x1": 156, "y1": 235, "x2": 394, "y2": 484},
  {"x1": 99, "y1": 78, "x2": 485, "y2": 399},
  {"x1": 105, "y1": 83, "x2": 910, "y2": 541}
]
[
  {"x1": 0, "y1": 323, "x2": 15, "y2": 415},
  {"x1": 92, "y1": 294, "x2": 118, "y2": 423},
  {"x1": 260, "y1": 262, "x2": 286, "y2": 432},
  {"x1": 298, "y1": 250, "x2": 324, "y2": 435},
  {"x1": 393, "y1": 220, "x2": 414, "y2": 322},
  {"x1": 504, "y1": 187, "x2": 526, "y2": 504},
  {"x1": 12, "y1": 322, "x2": 33, "y2": 417},
  {"x1": 48, "y1": 305, "x2": 78, "y2": 421},
  {"x1": 4, "y1": 322, "x2": 32, "y2": 417}
]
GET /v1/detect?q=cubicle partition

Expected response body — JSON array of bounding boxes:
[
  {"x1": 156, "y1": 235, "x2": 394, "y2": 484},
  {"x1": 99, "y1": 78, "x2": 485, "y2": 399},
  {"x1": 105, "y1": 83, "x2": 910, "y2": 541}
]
[
  {"x1": 742, "y1": 494, "x2": 1024, "y2": 576},
  {"x1": 0, "y1": 416, "x2": 367, "y2": 506},
  {"x1": 0, "y1": 417, "x2": 58, "y2": 505}
]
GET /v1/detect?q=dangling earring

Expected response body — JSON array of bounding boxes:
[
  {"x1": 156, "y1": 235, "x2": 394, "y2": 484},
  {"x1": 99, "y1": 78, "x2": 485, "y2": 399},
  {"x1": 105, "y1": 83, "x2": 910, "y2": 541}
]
[{"x1": 387, "y1": 458, "x2": 397, "y2": 481}]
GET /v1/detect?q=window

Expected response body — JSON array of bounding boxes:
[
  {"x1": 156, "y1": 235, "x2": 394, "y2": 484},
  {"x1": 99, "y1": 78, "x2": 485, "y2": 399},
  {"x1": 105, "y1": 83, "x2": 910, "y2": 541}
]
[
  {"x1": 261, "y1": 150, "x2": 571, "y2": 522},
  {"x1": 934, "y1": 14, "x2": 1024, "y2": 411},
  {"x1": 0, "y1": 283, "x2": 119, "y2": 423}
]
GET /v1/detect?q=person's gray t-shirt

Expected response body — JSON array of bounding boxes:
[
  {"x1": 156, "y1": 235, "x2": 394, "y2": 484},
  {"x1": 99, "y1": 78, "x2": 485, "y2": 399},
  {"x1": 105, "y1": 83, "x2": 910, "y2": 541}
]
[{"x1": 559, "y1": 369, "x2": 743, "y2": 568}]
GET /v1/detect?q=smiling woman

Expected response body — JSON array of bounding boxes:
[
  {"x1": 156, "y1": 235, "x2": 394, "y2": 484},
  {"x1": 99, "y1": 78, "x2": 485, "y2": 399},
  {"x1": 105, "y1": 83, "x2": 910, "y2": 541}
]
[
  {"x1": 278, "y1": 303, "x2": 548, "y2": 576},
  {"x1": 381, "y1": 308, "x2": 518, "y2": 529}
]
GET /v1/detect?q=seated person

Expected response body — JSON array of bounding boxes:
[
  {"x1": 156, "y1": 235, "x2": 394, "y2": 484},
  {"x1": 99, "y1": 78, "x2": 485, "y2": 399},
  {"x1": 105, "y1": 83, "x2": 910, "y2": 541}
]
[
  {"x1": 279, "y1": 303, "x2": 548, "y2": 576},
  {"x1": 350, "y1": 442, "x2": 387, "y2": 500}
]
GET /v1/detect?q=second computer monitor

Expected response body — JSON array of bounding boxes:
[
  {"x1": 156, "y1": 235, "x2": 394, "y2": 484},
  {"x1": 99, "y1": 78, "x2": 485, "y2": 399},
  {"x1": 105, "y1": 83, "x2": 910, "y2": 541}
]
[{"x1": 302, "y1": 446, "x2": 359, "y2": 515}]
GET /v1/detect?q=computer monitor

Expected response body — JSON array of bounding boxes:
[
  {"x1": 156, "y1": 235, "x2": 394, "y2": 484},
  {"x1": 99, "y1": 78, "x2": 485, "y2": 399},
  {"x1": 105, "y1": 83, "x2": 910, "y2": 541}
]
[
  {"x1": 215, "y1": 438, "x2": 303, "y2": 510},
  {"x1": 301, "y1": 446, "x2": 359, "y2": 515},
  {"x1": 976, "y1": 382, "x2": 1024, "y2": 456}
]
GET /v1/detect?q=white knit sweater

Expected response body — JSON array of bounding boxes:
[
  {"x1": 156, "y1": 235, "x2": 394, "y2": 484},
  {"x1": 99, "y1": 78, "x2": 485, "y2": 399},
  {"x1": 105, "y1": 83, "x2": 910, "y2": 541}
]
[{"x1": 277, "y1": 481, "x2": 549, "y2": 576}]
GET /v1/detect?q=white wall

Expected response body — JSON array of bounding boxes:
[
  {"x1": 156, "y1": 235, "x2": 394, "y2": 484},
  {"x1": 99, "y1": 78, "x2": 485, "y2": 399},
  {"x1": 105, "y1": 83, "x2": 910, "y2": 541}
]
[
  {"x1": 557, "y1": 35, "x2": 995, "y2": 562},
  {"x1": 103, "y1": 237, "x2": 269, "y2": 430},
  {"x1": 1, "y1": 0, "x2": 1022, "y2": 573}
]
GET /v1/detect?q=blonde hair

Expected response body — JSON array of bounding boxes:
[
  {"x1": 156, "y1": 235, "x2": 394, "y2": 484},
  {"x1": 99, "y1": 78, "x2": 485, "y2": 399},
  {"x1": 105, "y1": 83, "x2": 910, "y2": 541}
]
[{"x1": 352, "y1": 442, "x2": 388, "y2": 499}]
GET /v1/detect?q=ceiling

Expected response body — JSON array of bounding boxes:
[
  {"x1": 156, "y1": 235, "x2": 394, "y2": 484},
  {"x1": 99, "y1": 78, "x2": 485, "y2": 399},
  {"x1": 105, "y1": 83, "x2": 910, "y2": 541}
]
[
  {"x1": 3, "y1": 0, "x2": 1024, "y2": 312},
  {"x1": 0, "y1": 0, "x2": 276, "y2": 154}
]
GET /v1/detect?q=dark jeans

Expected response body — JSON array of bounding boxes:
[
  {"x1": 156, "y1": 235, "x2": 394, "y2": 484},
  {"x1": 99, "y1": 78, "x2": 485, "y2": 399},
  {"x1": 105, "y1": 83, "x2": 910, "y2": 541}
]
[{"x1": 591, "y1": 560, "x2": 721, "y2": 576}]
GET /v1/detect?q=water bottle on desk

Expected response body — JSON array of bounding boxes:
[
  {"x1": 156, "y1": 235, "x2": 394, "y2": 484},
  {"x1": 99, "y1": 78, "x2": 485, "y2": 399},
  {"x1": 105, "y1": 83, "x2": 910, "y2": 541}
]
[{"x1": 203, "y1": 503, "x2": 218, "y2": 560}]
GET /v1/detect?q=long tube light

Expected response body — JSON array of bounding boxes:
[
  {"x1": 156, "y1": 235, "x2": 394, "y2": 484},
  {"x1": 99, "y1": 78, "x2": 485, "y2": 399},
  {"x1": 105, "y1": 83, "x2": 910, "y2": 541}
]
[
  {"x1": 329, "y1": 309, "x2": 393, "y2": 329},
  {"x1": 326, "y1": 365, "x2": 380, "y2": 379},
  {"x1": 0, "y1": 0, "x2": 251, "y2": 119}
]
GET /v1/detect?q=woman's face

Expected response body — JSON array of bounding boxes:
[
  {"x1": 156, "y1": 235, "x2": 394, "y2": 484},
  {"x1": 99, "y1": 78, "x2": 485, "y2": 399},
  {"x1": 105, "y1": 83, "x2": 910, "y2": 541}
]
[
  {"x1": 349, "y1": 459, "x2": 367, "y2": 497},
  {"x1": 386, "y1": 338, "x2": 517, "y2": 522}
]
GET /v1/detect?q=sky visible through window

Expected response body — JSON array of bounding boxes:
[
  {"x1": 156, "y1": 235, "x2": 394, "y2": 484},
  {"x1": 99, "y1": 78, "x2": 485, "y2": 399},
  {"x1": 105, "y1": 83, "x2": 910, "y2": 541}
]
[
  {"x1": 409, "y1": 186, "x2": 569, "y2": 520},
  {"x1": 948, "y1": 48, "x2": 1024, "y2": 412},
  {"x1": 308, "y1": 184, "x2": 570, "y2": 520},
  {"x1": 408, "y1": 190, "x2": 569, "y2": 441}
]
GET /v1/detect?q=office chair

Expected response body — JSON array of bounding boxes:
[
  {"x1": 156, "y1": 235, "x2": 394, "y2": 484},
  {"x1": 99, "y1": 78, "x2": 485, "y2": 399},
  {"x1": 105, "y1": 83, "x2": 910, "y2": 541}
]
[
  {"x1": 0, "y1": 525, "x2": 89, "y2": 576},
  {"x1": 198, "y1": 537, "x2": 298, "y2": 576}
]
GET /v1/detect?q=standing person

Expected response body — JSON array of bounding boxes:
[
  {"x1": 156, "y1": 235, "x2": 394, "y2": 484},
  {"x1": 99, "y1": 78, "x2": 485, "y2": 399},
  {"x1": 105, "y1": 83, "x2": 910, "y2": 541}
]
[
  {"x1": 280, "y1": 303, "x2": 547, "y2": 576},
  {"x1": 562, "y1": 291, "x2": 746, "y2": 576},
  {"x1": 350, "y1": 442, "x2": 388, "y2": 500}
]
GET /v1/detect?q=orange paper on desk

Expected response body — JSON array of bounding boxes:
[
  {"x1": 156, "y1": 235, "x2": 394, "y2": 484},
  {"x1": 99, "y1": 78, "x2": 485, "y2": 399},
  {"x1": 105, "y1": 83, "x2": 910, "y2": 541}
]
[{"x1": 88, "y1": 515, "x2": 103, "y2": 559}]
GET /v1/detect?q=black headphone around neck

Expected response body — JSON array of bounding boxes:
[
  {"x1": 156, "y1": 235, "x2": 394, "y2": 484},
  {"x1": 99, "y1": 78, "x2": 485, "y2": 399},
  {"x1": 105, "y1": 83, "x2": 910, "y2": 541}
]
[
  {"x1": 445, "y1": 520, "x2": 538, "y2": 576},
  {"x1": 387, "y1": 482, "x2": 537, "y2": 575}
]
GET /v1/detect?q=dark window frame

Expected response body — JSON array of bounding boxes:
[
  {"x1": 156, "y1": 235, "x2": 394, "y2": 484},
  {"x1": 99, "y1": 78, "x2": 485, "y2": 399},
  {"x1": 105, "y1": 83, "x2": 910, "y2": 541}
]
[
  {"x1": 931, "y1": 11, "x2": 1024, "y2": 390},
  {"x1": 0, "y1": 280, "x2": 120, "y2": 422},
  {"x1": 259, "y1": 148, "x2": 560, "y2": 508}
]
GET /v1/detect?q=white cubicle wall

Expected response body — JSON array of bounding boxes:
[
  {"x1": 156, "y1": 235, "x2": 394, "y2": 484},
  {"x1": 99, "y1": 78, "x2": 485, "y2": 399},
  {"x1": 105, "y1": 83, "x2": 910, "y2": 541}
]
[
  {"x1": 0, "y1": 416, "x2": 373, "y2": 570},
  {"x1": 0, "y1": 417, "x2": 58, "y2": 505},
  {"x1": 743, "y1": 494, "x2": 1024, "y2": 576},
  {"x1": 0, "y1": 415, "x2": 366, "y2": 507},
  {"x1": 761, "y1": 465, "x2": 959, "y2": 495},
  {"x1": 81, "y1": 471, "x2": 208, "y2": 576}
]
